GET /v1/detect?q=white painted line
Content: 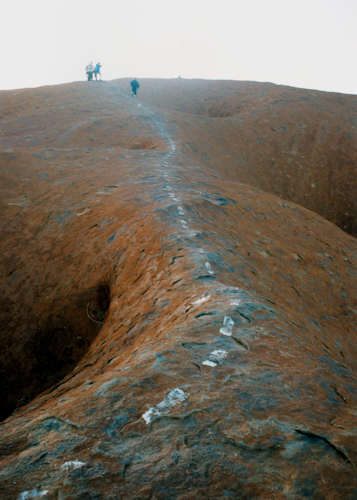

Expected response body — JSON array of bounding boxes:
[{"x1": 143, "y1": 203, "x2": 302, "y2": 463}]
[
  {"x1": 205, "y1": 261, "x2": 215, "y2": 275},
  {"x1": 192, "y1": 295, "x2": 211, "y2": 306},
  {"x1": 220, "y1": 316, "x2": 234, "y2": 336},
  {"x1": 230, "y1": 299, "x2": 242, "y2": 306},
  {"x1": 142, "y1": 388, "x2": 188, "y2": 424},
  {"x1": 18, "y1": 490, "x2": 49, "y2": 500},
  {"x1": 61, "y1": 460, "x2": 86, "y2": 471},
  {"x1": 209, "y1": 350, "x2": 228, "y2": 362},
  {"x1": 76, "y1": 208, "x2": 91, "y2": 216},
  {"x1": 202, "y1": 360, "x2": 217, "y2": 367}
]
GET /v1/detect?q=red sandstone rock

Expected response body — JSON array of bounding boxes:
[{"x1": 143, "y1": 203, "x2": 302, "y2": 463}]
[{"x1": 0, "y1": 79, "x2": 356, "y2": 499}]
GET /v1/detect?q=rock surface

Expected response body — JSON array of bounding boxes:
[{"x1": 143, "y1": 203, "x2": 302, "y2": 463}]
[{"x1": 0, "y1": 79, "x2": 357, "y2": 499}]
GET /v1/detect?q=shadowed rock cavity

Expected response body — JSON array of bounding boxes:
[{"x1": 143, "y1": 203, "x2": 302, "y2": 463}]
[{"x1": 0, "y1": 283, "x2": 110, "y2": 422}]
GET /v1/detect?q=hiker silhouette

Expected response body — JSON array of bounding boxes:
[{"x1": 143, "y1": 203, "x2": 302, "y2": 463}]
[
  {"x1": 85, "y1": 62, "x2": 94, "y2": 81},
  {"x1": 94, "y1": 62, "x2": 102, "y2": 81},
  {"x1": 130, "y1": 78, "x2": 140, "y2": 96}
]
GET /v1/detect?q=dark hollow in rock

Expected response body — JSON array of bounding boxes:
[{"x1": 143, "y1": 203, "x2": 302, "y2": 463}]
[{"x1": 0, "y1": 283, "x2": 110, "y2": 422}]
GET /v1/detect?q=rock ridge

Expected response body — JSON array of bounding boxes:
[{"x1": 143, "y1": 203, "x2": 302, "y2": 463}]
[{"x1": 0, "y1": 79, "x2": 356, "y2": 499}]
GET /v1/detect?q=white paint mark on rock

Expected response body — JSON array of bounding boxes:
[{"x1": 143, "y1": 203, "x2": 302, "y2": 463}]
[
  {"x1": 210, "y1": 349, "x2": 228, "y2": 362},
  {"x1": 8, "y1": 198, "x2": 30, "y2": 207},
  {"x1": 220, "y1": 316, "x2": 234, "y2": 336},
  {"x1": 230, "y1": 299, "x2": 241, "y2": 306},
  {"x1": 203, "y1": 349, "x2": 228, "y2": 367},
  {"x1": 192, "y1": 295, "x2": 211, "y2": 306},
  {"x1": 61, "y1": 460, "x2": 86, "y2": 471},
  {"x1": 96, "y1": 191, "x2": 112, "y2": 196},
  {"x1": 202, "y1": 360, "x2": 217, "y2": 367},
  {"x1": 168, "y1": 193, "x2": 179, "y2": 202},
  {"x1": 205, "y1": 261, "x2": 215, "y2": 275},
  {"x1": 177, "y1": 206, "x2": 185, "y2": 215},
  {"x1": 18, "y1": 490, "x2": 49, "y2": 500},
  {"x1": 186, "y1": 229, "x2": 200, "y2": 238},
  {"x1": 142, "y1": 388, "x2": 188, "y2": 424},
  {"x1": 180, "y1": 219, "x2": 188, "y2": 228},
  {"x1": 76, "y1": 208, "x2": 91, "y2": 216}
]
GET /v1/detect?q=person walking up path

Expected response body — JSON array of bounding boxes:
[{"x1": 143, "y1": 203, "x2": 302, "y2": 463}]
[{"x1": 130, "y1": 78, "x2": 140, "y2": 96}]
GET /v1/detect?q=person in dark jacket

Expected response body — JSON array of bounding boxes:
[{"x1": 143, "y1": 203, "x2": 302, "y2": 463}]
[
  {"x1": 130, "y1": 78, "x2": 140, "y2": 96},
  {"x1": 94, "y1": 62, "x2": 102, "y2": 80}
]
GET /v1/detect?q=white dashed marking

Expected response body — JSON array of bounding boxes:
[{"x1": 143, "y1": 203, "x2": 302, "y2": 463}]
[
  {"x1": 202, "y1": 349, "x2": 228, "y2": 367},
  {"x1": 61, "y1": 460, "x2": 86, "y2": 471},
  {"x1": 202, "y1": 360, "x2": 217, "y2": 368},
  {"x1": 180, "y1": 219, "x2": 188, "y2": 228},
  {"x1": 210, "y1": 350, "x2": 228, "y2": 361},
  {"x1": 230, "y1": 299, "x2": 242, "y2": 306},
  {"x1": 18, "y1": 490, "x2": 49, "y2": 500},
  {"x1": 76, "y1": 208, "x2": 91, "y2": 216},
  {"x1": 205, "y1": 261, "x2": 215, "y2": 275},
  {"x1": 192, "y1": 295, "x2": 211, "y2": 306},
  {"x1": 142, "y1": 388, "x2": 188, "y2": 424},
  {"x1": 220, "y1": 316, "x2": 234, "y2": 336}
]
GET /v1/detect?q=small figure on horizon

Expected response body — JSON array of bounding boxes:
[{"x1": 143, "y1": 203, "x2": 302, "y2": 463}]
[
  {"x1": 94, "y1": 62, "x2": 102, "y2": 81},
  {"x1": 130, "y1": 78, "x2": 140, "y2": 96},
  {"x1": 85, "y1": 62, "x2": 94, "y2": 81}
]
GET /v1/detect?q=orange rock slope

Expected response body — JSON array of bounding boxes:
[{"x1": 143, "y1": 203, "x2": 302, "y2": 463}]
[{"x1": 0, "y1": 79, "x2": 357, "y2": 499}]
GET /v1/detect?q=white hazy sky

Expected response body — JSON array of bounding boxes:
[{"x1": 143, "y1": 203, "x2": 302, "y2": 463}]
[{"x1": 2, "y1": 0, "x2": 357, "y2": 93}]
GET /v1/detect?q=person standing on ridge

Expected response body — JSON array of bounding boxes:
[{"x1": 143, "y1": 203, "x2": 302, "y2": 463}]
[
  {"x1": 130, "y1": 78, "x2": 140, "y2": 96},
  {"x1": 85, "y1": 62, "x2": 94, "y2": 81},
  {"x1": 94, "y1": 62, "x2": 102, "y2": 80}
]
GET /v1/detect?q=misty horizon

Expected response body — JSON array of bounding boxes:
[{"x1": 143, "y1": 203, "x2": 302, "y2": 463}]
[{"x1": 2, "y1": 0, "x2": 357, "y2": 95}]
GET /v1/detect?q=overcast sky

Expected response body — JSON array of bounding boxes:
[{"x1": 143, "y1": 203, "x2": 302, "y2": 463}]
[{"x1": 2, "y1": 0, "x2": 357, "y2": 93}]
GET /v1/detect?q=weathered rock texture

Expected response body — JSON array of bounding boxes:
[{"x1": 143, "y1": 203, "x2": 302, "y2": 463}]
[{"x1": 0, "y1": 79, "x2": 357, "y2": 499}]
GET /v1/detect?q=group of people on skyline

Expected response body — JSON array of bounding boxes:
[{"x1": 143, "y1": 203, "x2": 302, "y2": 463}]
[
  {"x1": 85, "y1": 62, "x2": 140, "y2": 97},
  {"x1": 85, "y1": 62, "x2": 102, "y2": 81}
]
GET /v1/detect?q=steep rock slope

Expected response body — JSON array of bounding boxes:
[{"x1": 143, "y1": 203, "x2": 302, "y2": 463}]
[
  {"x1": 131, "y1": 78, "x2": 357, "y2": 235},
  {"x1": 0, "y1": 80, "x2": 356, "y2": 499}
]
